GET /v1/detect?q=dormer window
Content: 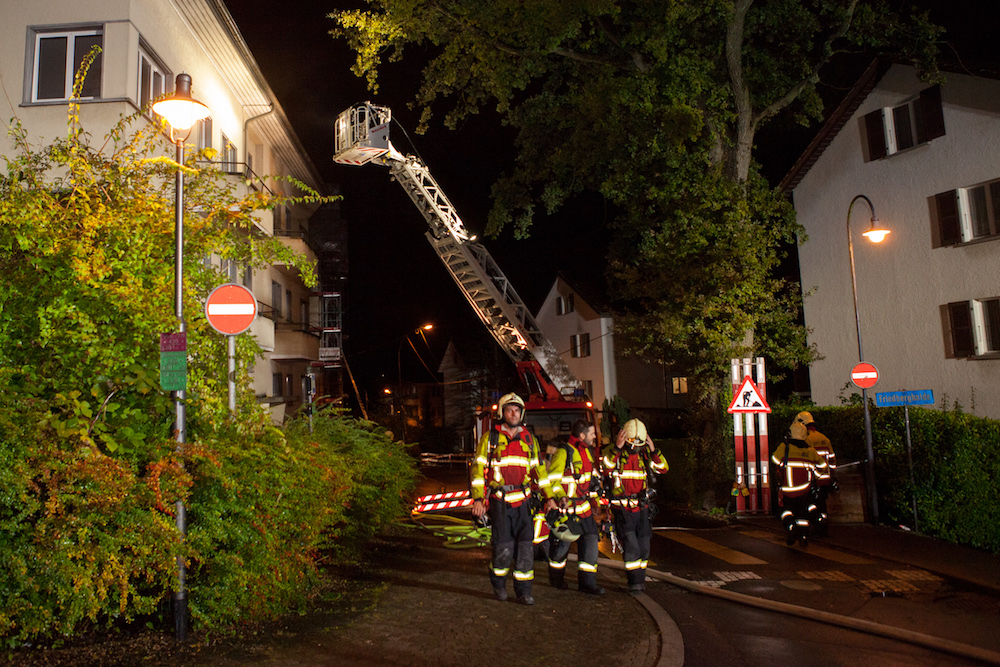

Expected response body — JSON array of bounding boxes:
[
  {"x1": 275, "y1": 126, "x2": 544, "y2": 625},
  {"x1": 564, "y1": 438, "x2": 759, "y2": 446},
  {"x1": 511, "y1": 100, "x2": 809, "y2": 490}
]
[{"x1": 864, "y1": 86, "x2": 944, "y2": 160}]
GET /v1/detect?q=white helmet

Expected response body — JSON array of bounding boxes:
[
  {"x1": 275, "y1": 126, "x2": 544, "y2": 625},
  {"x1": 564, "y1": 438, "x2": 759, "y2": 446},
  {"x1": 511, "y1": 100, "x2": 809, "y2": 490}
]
[
  {"x1": 497, "y1": 392, "x2": 525, "y2": 423},
  {"x1": 621, "y1": 418, "x2": 647, "y2": 446},
  {"x1": 547, "y1": 511, "x2": 582, "y2": 543},
  {"x1": 790, "y1": 422, "x2": 808, "y2": 441}
]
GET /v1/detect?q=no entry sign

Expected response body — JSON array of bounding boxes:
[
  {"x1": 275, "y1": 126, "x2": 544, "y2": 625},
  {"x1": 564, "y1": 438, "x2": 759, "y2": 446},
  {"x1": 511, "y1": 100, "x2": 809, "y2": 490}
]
[
  {"x1": 205, "y1": 284, "x2": 257, "y2": 335},
  {"x1": 851, "y1": 362, "x2": 879, "y2": 389}
]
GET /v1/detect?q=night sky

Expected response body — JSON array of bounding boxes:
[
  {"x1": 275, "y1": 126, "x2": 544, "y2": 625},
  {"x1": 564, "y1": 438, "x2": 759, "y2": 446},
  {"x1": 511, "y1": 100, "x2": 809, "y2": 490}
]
[{"x1": 223, "y1": 0, "x2": 999, "y2": 398}]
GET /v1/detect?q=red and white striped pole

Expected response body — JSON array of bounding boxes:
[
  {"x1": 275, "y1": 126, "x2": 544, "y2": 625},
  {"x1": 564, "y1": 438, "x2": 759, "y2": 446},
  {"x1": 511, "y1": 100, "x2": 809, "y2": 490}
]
[
  {"x1": 731, "y1": 359, "x2": 747, "y2": 514},
  {"x1": 755, "y1": 357, "x2": 770, "y2": 513}
]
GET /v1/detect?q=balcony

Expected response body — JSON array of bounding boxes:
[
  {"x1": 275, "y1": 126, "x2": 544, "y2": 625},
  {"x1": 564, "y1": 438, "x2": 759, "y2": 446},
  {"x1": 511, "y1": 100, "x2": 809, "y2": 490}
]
[{"x1": 273, "y1": 321, "x2": 320, "y2": 361}]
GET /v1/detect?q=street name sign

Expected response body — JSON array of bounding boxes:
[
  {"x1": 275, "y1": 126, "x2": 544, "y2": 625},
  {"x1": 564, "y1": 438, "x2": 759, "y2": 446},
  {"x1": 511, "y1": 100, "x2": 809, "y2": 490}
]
[
  {"x1": 875, "y1": 389, "x2": 935, "y2": 407},
  {"x1": 851, "y1": 362, "x2": 879, "y2": 389},
  {"x1": 205, "y1": 284, "x2": 257, "y2": 336}
]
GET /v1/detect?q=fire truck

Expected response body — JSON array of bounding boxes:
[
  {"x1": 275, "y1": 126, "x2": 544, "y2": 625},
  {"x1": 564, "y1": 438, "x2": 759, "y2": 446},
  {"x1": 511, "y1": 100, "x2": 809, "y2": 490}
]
[{"x1": 332, "y1": 102, "x2": 598, "y2": 446}]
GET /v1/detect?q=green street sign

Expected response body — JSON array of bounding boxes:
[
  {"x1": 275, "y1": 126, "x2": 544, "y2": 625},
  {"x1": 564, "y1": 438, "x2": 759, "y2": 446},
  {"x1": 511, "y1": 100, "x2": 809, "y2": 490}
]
[{"x1": 160, "y1": 333, "x2": 187, "y2": 391}]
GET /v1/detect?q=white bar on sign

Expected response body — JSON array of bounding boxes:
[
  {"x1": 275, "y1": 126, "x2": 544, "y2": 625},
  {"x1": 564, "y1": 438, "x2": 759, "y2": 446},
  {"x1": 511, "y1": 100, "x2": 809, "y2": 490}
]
[{"x1": 208, "y1": 304, "x2": 256, "y2": 315}]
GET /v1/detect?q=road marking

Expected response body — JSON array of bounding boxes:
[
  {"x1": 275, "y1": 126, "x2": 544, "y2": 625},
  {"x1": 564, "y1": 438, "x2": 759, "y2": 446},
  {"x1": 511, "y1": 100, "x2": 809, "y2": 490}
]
[
  {"x1": 657, "y1": 530, "x2": 767, "y2": 565},
  {"x1": 738, "y1": 530, "x2": 874, "y2": 564}
]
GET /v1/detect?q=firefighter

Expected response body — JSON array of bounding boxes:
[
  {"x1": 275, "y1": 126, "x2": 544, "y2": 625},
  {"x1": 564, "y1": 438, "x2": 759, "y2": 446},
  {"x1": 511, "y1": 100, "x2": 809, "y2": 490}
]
[
  {"x1": 794, "y1": 411, "x2": 837, "y2": 535},
  {"x1": 545, "y1": 419, "x2": 606, "y2": 595},
  {"x1": 471, "y1": 393, "x2": 562, "y2": 605},
  {"x1": 771, "y1": 421, "x2": 828, "y2": 546},
  {"x1": 602, "y1": 418, "x2": 668, "y2": 594}
]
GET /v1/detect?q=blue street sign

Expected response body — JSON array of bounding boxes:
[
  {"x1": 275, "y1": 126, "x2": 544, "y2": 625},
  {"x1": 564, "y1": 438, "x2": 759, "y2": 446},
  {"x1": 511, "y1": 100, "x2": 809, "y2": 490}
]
[{"x1": 875, "y1": 390, "x2": 935, "y2": 407}]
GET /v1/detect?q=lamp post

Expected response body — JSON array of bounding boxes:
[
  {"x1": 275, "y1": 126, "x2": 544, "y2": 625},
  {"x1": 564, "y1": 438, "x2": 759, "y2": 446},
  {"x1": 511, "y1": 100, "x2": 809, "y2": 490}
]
[
  {"x1": 151, "y1": 73, "x2": 210, "y2": 642},
  {"x1": 396, "y1": 324, "x2": 433, "y2": 444},
  {"x1": 846, "y1": 194, "x2": 890, "y2": 526}
]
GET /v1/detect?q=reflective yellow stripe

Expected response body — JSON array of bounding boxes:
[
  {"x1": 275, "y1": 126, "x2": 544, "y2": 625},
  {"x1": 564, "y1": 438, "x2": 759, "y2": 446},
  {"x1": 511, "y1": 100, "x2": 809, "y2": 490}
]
[
  {"x1": 471, "y1": 479, "x2": 484, "y2": 487},
  {"x1": 548, "y1": 560, "x2": 566, "y2": 569},
  {"x1": 513, "y1": 570, "x2": 534, "y2": 581},
  {"x1": 494, "y1": 567, "x2": 510, "y2": 576},
  {"x1": 624, "y1": 560, "x2": 642, "y2": 570},
  {"x1": 579, "y1": 562, "x2": 597, "y2": 573}
]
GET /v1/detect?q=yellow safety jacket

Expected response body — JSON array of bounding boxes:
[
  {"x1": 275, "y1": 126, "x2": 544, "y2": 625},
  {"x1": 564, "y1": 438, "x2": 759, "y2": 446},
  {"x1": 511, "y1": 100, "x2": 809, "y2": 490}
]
[
  {"x1": 771, "y1": 439, "x2": 828, "y2": 498},
  {"x1": 806, "y1": 430, "x2": 836, "y2": 486},
  {"x1": 546, "y1": 435, "x2": 600, "y2": 518},
  {"x1": 601, "y1": 443, "x2": 668, "y2": 511},
  {"x1": 471, "y1": 425, "x2": 561, "y2": 507}
]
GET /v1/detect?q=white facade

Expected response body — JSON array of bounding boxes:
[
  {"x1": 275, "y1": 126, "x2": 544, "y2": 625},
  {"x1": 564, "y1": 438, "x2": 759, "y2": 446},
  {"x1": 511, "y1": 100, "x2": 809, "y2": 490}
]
[
  {"x1": 2, "y1": 0, "x2": 325, "y2": 422},
  {"x1": 535, "y1": 276, "x2": 673, "y2": 413},
  {"x1": 792, "y1": 64, "x2": 1000, "y2": 417}
]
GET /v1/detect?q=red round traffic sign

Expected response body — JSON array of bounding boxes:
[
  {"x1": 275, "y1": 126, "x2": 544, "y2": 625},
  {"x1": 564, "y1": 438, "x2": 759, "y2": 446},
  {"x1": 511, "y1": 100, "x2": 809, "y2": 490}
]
[
  {"x1": 851, "y1": 362, "x2": 879, "y2": 389},
  {"x1": 205, "y1": 284, "x2": 257, "y2": 335}
]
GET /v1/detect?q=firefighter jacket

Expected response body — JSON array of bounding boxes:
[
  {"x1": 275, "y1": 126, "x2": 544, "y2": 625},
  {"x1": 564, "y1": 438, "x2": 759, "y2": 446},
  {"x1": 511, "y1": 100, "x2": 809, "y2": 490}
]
[
  {"x1": 806, "y1": 430, "x2": 836, "y2": 486},
  {"x1": 471, "y1": 424, "x2": 562, "y2": 507},
  {"x1": 546, "y1": 435, "x2": 601, "y2": 518},
  {"x1": 601, "y1": 443, "x2": 668, "y2": 511},
  {"x1": 770, "y1": 439, "x2": 828, "y2": 498}
]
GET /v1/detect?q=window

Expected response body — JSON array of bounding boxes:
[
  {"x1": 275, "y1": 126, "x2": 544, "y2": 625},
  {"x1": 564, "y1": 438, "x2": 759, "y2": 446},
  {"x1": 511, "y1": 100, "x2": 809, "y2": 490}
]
[
  {"x1": 242, "y1": 265, "x2": 253, "y2": 289},
  {"x1": 221, "y1": 133, "x2": 239, "y2": 173},
  {"x1": 582, "y1": 380, "x2": 593, "y2": 398},
  {"x1": 272, "y1": 373, "x2": 283, "y2": 397},
  {"x1": 286, "y1": 289, "x2": 293, "y2": 322},
  {"x1": 197, "y1": 117, "x2": 213, "y2": 152},
  {"x1": 274, "y1": 205, "x2": 282, "y2": 232},
  {"x1": 271, "y1": 281, "x2": 282, "y2": 318},
  {"x1": 220, "y1": 259, "x2": 238, "y2": 282},
  {"x1": 942, "y1": 299, "x2": 1000, "y2": 358},
  {"x1": 300, "y1": 300, "x2": 309, "y2": 328},
  {"x1": 672, "y1": 376, "x2": 689, "y2": 394},
  {"x1": 933, "y1": 179, "x2": 1000, "y2": 246},
  {"x1": 556, "y1": 294, "x2": 575, "y2": 315},
  {"x1": 570, "y1": 333, "x2": 591, "y2": 358},
  {"x1": 865, "y1": 85, "x2": 944, "y2": 160},
  {"x1": 32, "y1": 28, "x2": 103, "y2": 101},
  {"x1": 138, "y1": 47, "x2": 168, "y2": 114}
]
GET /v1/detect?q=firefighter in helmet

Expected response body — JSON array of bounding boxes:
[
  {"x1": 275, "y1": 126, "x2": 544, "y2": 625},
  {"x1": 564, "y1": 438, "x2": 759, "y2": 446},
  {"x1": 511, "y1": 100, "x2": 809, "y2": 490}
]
[
  {"x1": 601, "y1": 418, "x2": 668, "y2": 594},
  {"x1": 771, "y1": 421, "x2": 828, "y2": 546},
  {"x1": 794, "y1": 411, "x2": 837, "y2": 535},
  {"x1": 471, "y1": 393, "x2": 562, "y2": 605},
  {"x1": 545, "y1": 419, "x2": 606, "y2": 595}
]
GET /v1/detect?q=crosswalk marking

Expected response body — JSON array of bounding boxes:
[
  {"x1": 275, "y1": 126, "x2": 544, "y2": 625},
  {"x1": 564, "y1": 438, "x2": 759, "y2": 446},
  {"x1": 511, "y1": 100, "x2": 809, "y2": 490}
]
[
  {"x1": 657, "y1": 530, "x2": 768, "y2": 565},
  {"x1": 738, "y1": 530, "x2": 874, "y2": 564}
]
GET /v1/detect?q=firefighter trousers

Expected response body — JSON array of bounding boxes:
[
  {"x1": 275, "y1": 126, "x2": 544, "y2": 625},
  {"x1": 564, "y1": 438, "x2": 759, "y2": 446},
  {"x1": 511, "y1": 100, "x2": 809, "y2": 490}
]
[
  {"x1": 611, "y1": 506, "x2": 651, "y2": 586},
  {"x1": 488, "y1": 499, "x2": 534, "y2": 596},
  {"x1": 548, "y1": 515, "x2": 600, "y2": 589}
]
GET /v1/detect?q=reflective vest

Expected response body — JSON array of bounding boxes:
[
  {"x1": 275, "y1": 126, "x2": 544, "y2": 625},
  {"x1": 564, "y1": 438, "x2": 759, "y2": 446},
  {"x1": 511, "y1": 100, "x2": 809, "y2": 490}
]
[
  {"x1": 771, "y1": 440, "x2": 828, "y2": 498},
  {"x1": 601, "y1": 444, "x2": 668, "y2": 511},
  {"x1": 546, "y1": 436, "x2": 600, "y2": 518},
  {"x1": 806, "y1": 430, "x2": 836, "y2": 486},
  {"x1": 470, "y1": 425, "x2": 559, "y2": 507}
]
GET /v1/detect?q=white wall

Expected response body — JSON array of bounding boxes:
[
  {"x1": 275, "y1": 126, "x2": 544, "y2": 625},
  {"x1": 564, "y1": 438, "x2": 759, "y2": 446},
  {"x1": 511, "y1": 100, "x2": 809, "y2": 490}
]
[{"x1": 795, "y1": 64, "x2": 1000, "y2": 417}]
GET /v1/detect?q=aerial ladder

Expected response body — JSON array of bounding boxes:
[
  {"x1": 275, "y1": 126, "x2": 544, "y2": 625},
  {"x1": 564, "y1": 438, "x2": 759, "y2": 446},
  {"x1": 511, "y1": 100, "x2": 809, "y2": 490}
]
[{"x1": 332, "y1": 102, "x2": 583, "y2": 403}]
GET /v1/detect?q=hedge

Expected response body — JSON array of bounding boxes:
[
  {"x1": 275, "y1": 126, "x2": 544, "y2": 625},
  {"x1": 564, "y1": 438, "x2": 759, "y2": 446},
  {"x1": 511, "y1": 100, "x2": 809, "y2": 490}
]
[
  {"x1": 772, "y1": 402, "x2": 1000, "y2": 553},
  {"x1": 0, "y1": 397, "x2": 417, "y2": 647}
]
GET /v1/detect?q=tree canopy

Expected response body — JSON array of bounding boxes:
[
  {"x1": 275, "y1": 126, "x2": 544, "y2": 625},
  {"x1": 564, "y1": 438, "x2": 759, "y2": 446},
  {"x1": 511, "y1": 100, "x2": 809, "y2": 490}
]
[{"x1": 331, "y1": 0, "x2": 940, "y2": 403}]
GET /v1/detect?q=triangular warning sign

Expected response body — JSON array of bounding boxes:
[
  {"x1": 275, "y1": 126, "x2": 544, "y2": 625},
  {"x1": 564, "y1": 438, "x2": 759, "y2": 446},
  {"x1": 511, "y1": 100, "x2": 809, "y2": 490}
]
[{"x1": 727, "y1": 376, "x2": 771, "y2": 414}]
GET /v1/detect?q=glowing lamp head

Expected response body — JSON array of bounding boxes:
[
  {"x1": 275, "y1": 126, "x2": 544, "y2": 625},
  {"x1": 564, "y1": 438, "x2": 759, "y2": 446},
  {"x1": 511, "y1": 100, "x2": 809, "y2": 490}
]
[
  {"x1": 152, "y1": 73, "x2": 210, "y2": 131},
  {"x1": 862, "y1": 217, "x2": 890, "y2": 243}
]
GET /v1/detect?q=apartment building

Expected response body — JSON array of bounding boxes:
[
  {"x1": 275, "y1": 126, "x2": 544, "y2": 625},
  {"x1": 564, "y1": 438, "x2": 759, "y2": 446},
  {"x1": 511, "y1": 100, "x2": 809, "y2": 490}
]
[{"x1": 2, "y1": 0, "x2": 326, "y2": 422}]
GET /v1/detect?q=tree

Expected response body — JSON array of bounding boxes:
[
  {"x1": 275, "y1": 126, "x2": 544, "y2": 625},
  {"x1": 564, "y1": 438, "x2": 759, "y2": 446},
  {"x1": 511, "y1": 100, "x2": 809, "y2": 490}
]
[
  {"x1": 0, "y1": 75, "x2": 324, "y2": 456},
  {"x1": 331, "y1": 0, "x2": 939, "y2": 415}
]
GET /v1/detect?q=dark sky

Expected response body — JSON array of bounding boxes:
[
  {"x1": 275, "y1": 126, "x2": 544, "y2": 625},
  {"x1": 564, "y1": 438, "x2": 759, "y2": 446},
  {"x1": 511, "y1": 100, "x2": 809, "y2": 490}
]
[{"x1": 223, "y1": 0, "x2": 998, "y2": 396}]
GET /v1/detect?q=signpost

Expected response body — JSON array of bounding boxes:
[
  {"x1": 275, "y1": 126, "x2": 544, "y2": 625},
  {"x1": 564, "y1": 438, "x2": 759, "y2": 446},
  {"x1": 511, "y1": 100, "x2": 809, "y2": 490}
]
[
  {"x1": 875, "y1": 388, "x2": 934, "y2": 533},
  {"x1": 205, "y1": 284, "x2": 257, "y2": 412},
  {"x1": 851, "y1": 362, "x2": 879, "y2": 389},
  {"x1": 728, "y1": 359, "x2": 771, "y2": 514}
]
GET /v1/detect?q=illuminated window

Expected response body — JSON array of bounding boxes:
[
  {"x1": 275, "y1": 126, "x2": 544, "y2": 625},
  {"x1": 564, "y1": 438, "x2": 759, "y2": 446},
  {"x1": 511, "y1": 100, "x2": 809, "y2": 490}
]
[{"x1": 672, "y1": 376, "x2": 689, "y2": 394}]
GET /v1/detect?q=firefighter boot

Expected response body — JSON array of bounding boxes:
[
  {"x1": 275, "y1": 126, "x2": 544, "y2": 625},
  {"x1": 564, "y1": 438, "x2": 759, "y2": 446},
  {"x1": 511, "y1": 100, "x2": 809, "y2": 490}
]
[{"x1": 549, "y1": 567, "x2": 569, "y2": 590}]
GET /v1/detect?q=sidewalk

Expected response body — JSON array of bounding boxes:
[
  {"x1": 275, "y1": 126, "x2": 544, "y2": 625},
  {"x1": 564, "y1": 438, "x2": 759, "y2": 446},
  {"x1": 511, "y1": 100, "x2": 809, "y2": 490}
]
[{"x1": 740, "y1": 515, "x2": 1000, "y2": 594}]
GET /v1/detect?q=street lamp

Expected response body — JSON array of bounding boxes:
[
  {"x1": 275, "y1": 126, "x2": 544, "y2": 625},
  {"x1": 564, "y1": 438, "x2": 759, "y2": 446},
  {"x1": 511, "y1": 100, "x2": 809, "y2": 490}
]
[
  {"x1": 846, "y1": 194, "x2": 890, "y2": 526},
  {"x1": 151, "y1": 73, "x2": 210, "y2": 642},
  {"x1": 396, "y1": 324, "x2": 434, "y2": 443}
]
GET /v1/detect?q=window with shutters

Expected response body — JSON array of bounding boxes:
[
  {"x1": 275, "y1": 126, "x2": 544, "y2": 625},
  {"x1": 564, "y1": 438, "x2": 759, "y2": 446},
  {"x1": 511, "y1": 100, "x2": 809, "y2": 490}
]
[
  {"x1": 932, "y1": 179, "x2": 1000, "y2": 246},
  {"x1": 556, "y1": 294, "x2": 575, "y2": 315},
  {"x1": 31, "y1": 28, "x2": 103, "y2": 102},
  {"x1": 569, "y1": 333, "x2": 591, "y2": 358},
  {"x1": 864, "y1": 86, "x2": 944, "y2": 161},
  {"x1": 942, "y1": 299, "x2": 1000, "y2": 358},
  {"x1": 138, "y1": 46, "x2": 169, "y2": 115}
]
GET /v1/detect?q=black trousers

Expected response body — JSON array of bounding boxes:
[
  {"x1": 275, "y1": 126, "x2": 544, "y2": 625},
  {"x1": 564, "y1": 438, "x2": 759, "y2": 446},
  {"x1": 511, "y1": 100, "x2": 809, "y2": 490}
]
[
  {"x1": 611, "y1": 506, "x2": 651, "y2": 586},
  {"x1": 548, "y1": 515, "x2": 600, "y2": 588},
  {"x1": 488, "y1": 499, "x2": 534, "y2": 596}
]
